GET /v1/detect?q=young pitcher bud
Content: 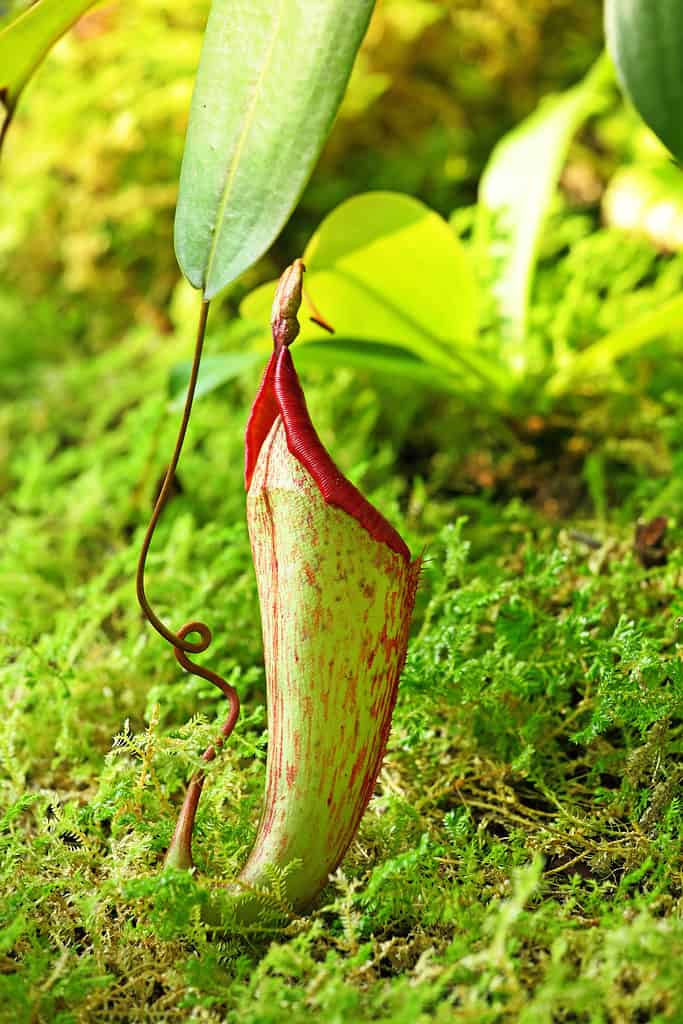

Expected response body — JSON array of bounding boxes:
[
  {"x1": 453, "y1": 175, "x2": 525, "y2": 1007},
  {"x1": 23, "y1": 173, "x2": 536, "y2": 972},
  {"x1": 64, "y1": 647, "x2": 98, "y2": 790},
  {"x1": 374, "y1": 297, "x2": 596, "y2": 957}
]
[{"x1": 239, "y1": 259, "x2": 420, "y2": 913}]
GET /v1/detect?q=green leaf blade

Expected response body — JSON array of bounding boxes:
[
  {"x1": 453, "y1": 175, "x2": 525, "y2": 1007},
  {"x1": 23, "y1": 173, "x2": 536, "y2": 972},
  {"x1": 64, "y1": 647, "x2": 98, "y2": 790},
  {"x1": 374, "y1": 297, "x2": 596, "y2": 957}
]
[
  {"x1": 174, "y1": 0, "x2": 375, "y2": 299},
  {"x1": 241, "y1": 191, "x2": 492, "y2": 391},
  {"x1": 606, "y1": 0, "x2": 683, "y2": 162},
  {"x1": 475, "y1": 55, "x2": 610, "y2": 364},
  {"x1": 0, "y1": 0, "x2": 96, "y2": 109},
  {"x1": 295, "y1": 339, "x2": 449, "y2": 389},
  {"x1": 169, "y1": 350, "x2": 264, "y2": 409}
]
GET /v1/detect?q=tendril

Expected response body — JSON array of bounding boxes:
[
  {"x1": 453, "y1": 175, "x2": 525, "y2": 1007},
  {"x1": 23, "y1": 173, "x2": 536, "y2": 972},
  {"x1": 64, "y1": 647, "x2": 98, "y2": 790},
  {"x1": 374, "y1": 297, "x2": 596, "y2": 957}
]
[
  {"x1": 136, "y1": 299, "x2": 240, "y2": 868},
  {"x1": 174, "y1": 622, "x2": 241, "y2": 762},
  {"x1": 136, "y1": 302, "x2": 211, "y2": 650}
]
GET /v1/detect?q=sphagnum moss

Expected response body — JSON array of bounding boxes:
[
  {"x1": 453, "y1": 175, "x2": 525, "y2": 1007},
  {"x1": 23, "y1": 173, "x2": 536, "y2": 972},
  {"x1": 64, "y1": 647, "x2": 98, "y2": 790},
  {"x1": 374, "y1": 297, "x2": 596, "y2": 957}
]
[
  {"x1": 1, "y1": 318, "x2": 682, "y2": 1021},
  {"x1": 1, "y1": 206, "x2": 683, "y2": 1024}
]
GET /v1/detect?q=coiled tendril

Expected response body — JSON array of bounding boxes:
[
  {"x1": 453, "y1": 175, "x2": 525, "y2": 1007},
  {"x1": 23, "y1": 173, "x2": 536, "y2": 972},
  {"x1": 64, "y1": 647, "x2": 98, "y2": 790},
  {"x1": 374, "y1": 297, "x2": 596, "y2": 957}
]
[{"x1": 136, "y1": 300, "x2": 240, "y2": 868}]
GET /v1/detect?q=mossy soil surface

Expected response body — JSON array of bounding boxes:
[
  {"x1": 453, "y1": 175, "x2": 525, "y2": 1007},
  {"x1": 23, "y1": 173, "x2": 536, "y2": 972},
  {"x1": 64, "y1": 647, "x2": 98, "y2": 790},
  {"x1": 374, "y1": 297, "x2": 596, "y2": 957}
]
[
  {"x1": 1, "y1": 257, "x2": 683, "y2": 1023},
  {"x1": 0, "y1": 3, "x2": 681, "y2": 1014}
]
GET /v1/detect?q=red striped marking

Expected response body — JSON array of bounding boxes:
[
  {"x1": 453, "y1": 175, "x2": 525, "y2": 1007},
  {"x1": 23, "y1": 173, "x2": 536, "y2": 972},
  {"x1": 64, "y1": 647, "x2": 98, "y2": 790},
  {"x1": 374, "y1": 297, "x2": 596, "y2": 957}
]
[{"x1": 245, "y1": 347, "x2": 410, "y2": 562}]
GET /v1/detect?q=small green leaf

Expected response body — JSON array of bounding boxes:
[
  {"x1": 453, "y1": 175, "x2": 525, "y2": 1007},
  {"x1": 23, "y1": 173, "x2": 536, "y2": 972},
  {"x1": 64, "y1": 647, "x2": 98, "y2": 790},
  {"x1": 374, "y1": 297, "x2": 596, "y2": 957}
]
[
  {"x1": 0, "y1": 0, "x2": 96, "y2": 116},
  {"x1": 169, "y1": 349, "x2": 263, "y2": 410},
  {"x1": 476, "y1": 54, "x2": 611, "y2": 366},
  {"x1": 295, "y1": 339, "x2": 449, "y2": 389},
  {"x1": 606, "y1": 0, "x2": 683, "y2": 163},
  {"x1": 170, "y1": 341, "x2": 451, "y2": 407},
  {"x1": 240, "y1": 192, "x2": 494, "y2": 390},
  {"x1": 174, "y1": 0, "x2": 375, "y2": 299}
]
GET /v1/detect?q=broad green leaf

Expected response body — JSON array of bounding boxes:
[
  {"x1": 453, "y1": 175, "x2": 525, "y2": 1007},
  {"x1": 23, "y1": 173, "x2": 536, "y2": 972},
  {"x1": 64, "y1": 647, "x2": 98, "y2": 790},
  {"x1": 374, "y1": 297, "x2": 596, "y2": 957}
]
[
  {"x1": 476, "y1": 54, "x2": 611, "y2": 366},
  {"x1": 0, "y1": 0, "x2": 96, "y2": 120},
  {"x1": 240, "y1": 192, "x2": 497, "y2": 390},
  {"x1": 606, "y1": 0, "x2": 683, "y2": 163},
  {"x1": 175, "y1": 0, "x2": 375, "y2": 299}
]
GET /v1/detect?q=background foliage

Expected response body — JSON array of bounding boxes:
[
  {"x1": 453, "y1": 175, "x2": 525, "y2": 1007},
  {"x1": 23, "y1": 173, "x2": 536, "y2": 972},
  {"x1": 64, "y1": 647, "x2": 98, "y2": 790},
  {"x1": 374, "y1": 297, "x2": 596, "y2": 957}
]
[{"x1": 2, "y1": 1, "x2": 682, "y2": 1022}]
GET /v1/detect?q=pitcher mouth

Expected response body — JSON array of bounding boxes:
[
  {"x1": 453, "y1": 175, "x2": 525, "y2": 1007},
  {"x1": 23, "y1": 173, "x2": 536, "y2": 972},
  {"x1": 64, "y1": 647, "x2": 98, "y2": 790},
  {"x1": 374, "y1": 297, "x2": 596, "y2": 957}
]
[{"x1": 245, "y1": 262, "x2": 411, "y2": 563}]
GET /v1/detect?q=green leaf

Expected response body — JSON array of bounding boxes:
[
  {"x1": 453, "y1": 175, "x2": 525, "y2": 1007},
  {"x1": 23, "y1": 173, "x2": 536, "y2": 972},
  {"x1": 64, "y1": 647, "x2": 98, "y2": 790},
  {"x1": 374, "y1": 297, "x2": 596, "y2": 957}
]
[
  {"x1": 168, "y1": 320, "x2": 264, "y2": 407},
  {"x1": 0, "y1": 0, "x2": 96, "y2": 116},
  {"x1": 240, "y1": 192, "x2": 497, "y2": 391},
  {"x1": 295, "y1": 339, "x2": 449, "y2": 389},
  {"x1": 476, "y1": 54, "x2": 611, "y2": 366},
  {"x1": 606, "y1": 0, "x2": 683, "y2": 163},
  {"x1": 174, "y1": 0, "x2": 375, "y2": 299},
  {"x1": 169, "y1": 350, "x2": 263, "y2": 410},
  {"x1": 170, "y1": 340, "x2": 452, "y2": 408}
]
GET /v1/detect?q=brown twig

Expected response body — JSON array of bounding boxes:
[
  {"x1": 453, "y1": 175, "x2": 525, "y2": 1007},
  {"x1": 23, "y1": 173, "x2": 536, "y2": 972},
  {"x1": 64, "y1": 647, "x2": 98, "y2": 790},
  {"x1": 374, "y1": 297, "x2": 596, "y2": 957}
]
[{"x1": 0, "y1": 96, "x2": 15, "y2": 160}]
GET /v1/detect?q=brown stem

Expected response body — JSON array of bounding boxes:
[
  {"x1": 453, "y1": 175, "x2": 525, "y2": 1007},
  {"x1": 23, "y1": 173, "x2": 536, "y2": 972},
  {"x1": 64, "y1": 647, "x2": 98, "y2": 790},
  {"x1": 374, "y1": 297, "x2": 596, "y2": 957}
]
[
  {"x1": 164, "y1": 623, "x2": 241, "y2": 869},
  {"x1": 0, "y1": 97, "x2": 15, "y2": 160},
  {"x1": 136, "y1": 299, "x2": 240, "y2": 868},
  {"x1": 136, "y1": 300, "x2": 211, "y2": 653}
]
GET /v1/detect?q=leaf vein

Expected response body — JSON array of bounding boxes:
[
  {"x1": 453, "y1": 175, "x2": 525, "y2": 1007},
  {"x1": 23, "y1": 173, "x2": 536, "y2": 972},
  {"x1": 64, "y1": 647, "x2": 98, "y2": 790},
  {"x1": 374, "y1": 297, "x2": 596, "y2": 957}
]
[{"x1": 204, "y1": 0, "x2": 286, "y2": 291}]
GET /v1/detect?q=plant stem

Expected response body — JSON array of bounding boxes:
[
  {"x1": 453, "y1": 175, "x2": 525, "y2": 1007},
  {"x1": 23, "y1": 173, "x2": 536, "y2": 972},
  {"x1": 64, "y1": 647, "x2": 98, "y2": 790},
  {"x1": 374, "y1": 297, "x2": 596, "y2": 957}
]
[
  {"x1": 0, "y1": 98, "x2": 15, "y2": 159},
  {"x1": 136, "y1": 300, "x2": 211, "y2": 652},
  {"x1": 135, "y1": 298, "x2": 240, "y2": 869}
]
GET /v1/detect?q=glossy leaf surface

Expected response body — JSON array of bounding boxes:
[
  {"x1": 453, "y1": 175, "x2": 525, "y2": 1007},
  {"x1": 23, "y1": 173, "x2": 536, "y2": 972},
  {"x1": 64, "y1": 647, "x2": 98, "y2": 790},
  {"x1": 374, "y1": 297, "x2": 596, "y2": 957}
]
[
  {"x1": 169, "y1": 351, "x2": 262, "y2": 408},
  {"x1": 0, "y1": 0, "x2": 96, "y2": 112},
  {"x1": 175, "y1": 0, "x2": 375, "y2": 298},
  {"x1": 169, "y1": 340, "x2": 448, "y2": 409},
  {"x1": 606, "y1": 0, "x2": 683, "y2": 162},
  {"x1": 240, "y1": 192, "x2": 490, "y2": 389}
]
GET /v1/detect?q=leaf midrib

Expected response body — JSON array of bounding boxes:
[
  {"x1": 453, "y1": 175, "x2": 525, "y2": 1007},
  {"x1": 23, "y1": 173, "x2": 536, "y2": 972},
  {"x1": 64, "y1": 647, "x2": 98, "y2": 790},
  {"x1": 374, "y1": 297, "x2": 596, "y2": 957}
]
[
  {"x1": 203, "y1": 0, "x2": 286, "y2": 291},
  {"x1": 329, "y1": 267, "x2": 505, "y2": 388}
]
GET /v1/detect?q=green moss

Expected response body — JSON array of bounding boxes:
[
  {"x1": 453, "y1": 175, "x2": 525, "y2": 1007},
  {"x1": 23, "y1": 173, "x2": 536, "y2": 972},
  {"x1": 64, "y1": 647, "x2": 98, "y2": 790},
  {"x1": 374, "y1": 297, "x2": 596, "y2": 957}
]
[
  {"x1": 1, "y1": 3, "x2": 682, "y2": 1018},
  {"x1": 1, "y1": 264, "x2": 682, "y2": 1018}
]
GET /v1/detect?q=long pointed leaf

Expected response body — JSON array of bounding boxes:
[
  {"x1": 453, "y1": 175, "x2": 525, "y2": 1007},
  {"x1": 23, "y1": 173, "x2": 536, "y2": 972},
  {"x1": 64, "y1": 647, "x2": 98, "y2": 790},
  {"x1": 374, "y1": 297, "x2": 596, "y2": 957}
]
[
  {"x1": 0, "y1": 0, "x2": 96, "y2": 113},
  {"x1": 606, "y1": 0, "x2": 683, "y2": 163},
  {"x1": 168, "y1": 350, "x2": 264, "y2": 409},
  {"x1": 295, "y1": 339, "x2": 456, "y2": 389},
  {"x1": 475, "y1": 54, "x2": 611, "y2": 368},
  {"x1": 174, "y1": 0, "x2": 375, "y2": 299},
  {"x1": 171, "y1": 339, "x2": 460, "y2": 405}
]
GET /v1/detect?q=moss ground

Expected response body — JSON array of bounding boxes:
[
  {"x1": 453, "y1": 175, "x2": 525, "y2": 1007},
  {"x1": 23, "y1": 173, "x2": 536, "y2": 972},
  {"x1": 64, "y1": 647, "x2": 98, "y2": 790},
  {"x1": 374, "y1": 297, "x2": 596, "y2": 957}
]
[
  {"x1": 1, "y1": 244, "x2": 683, "y2": 1020},
  {"x1": 1, "y1": 3, "x2": 682, "y2": 1020}
]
